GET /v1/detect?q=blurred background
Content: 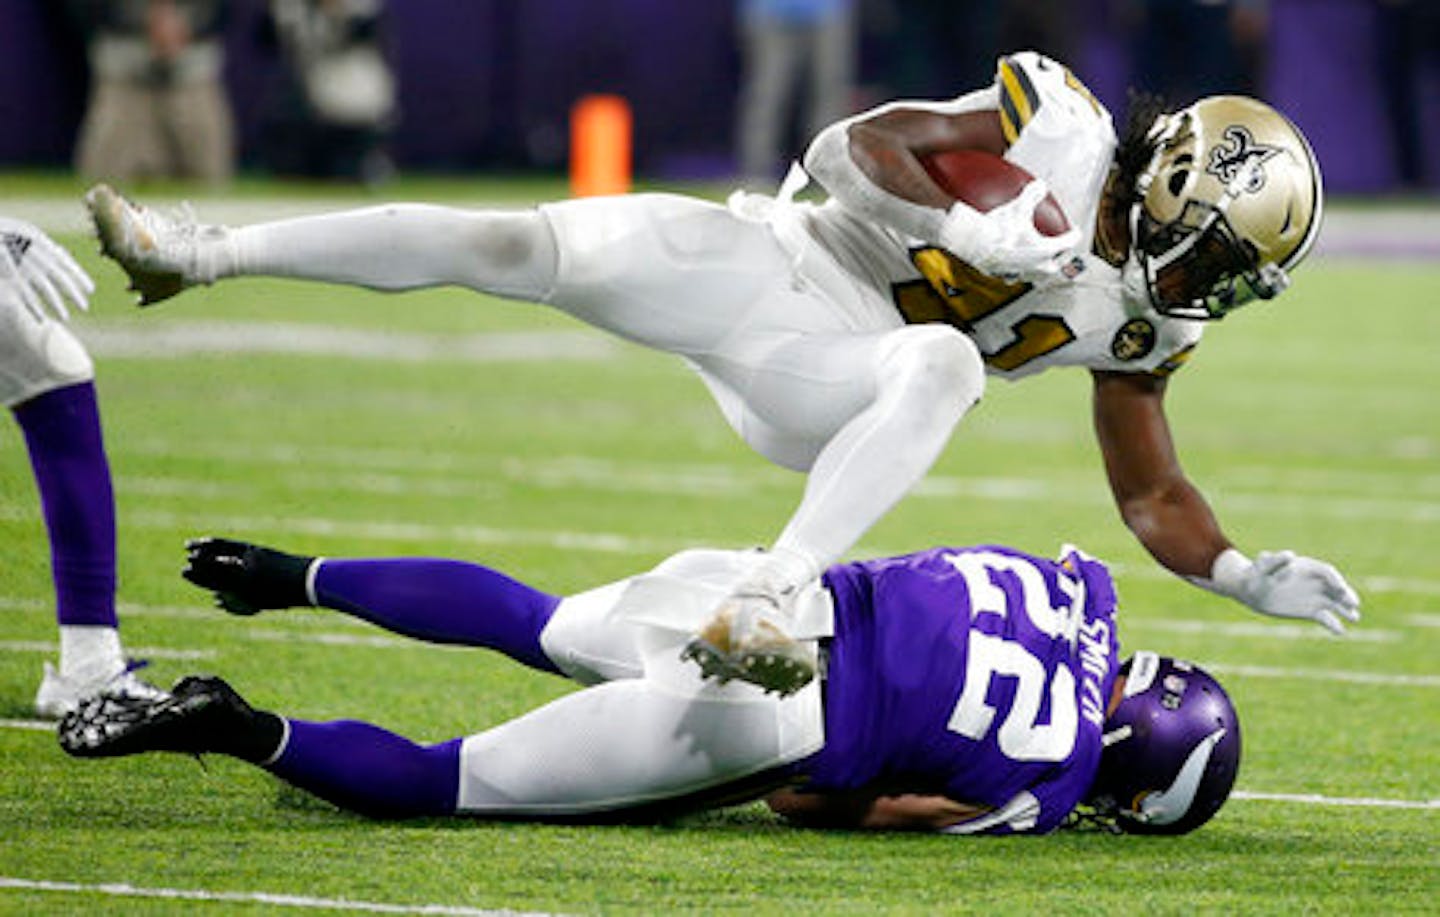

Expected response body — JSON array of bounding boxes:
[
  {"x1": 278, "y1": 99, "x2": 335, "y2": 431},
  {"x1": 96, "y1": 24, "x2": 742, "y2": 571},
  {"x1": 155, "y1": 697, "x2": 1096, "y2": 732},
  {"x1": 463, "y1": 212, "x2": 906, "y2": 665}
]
[{"x1": 0, "y1": 0, "x2": 1436, "y2": 194}]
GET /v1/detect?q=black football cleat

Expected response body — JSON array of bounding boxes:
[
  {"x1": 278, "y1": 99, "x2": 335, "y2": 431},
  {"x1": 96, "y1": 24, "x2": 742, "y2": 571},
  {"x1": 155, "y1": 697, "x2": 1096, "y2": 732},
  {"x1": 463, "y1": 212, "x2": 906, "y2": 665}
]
[
  {"x1": 58, "y1": 675, "x2": 260, "y2": 759},
  {"x1": 183, "y1": 537, "x2": 314, "y2": 615}
]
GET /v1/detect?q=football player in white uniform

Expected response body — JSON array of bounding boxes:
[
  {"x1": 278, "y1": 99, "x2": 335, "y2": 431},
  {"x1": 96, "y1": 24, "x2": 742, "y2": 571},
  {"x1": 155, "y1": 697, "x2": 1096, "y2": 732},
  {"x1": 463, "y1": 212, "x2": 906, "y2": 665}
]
[
  {"x1": 1, "y1": 216, "x2": 164, "y2": 715},
  {"x1": 85, "y1": 52, "x2": 1359, "y2": 695}
]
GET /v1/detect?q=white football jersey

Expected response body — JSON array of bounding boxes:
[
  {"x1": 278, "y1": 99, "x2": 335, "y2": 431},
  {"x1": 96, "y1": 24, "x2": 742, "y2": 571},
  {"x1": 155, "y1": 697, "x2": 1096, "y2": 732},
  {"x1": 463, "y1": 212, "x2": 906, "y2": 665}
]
[{"x1": 775, "y1": 51, "x2": 1205, "y2": 381}]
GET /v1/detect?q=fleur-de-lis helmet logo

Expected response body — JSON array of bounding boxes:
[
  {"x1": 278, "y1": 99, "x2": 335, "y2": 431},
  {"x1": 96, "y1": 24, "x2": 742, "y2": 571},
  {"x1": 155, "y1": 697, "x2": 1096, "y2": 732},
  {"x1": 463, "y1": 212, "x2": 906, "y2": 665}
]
[{"x1": 1205, "y1": 125, "x2": 1281, "y2": 194}]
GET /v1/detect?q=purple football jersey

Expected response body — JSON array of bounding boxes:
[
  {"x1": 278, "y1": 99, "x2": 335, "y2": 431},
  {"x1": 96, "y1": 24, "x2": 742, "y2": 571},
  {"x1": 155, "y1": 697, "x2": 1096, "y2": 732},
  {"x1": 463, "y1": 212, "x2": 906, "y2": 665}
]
[{"x1": 799, "y1": 544, "x2": 1120, "y2": 834}]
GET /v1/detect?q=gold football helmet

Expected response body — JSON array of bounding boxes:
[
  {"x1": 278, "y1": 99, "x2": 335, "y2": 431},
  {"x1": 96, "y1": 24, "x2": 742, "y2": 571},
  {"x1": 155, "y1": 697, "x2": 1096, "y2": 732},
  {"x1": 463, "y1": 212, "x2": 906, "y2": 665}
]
[{"x1": 1130, "y1": 96, "x2": 1323, "y2": 320}]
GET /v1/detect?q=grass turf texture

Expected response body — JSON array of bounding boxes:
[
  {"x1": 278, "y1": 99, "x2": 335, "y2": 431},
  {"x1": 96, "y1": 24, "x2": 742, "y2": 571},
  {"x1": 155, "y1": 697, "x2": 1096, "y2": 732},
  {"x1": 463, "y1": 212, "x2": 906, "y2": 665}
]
[{"x1": 1, "y1": 179, "x2": 1436, "y2": 914}]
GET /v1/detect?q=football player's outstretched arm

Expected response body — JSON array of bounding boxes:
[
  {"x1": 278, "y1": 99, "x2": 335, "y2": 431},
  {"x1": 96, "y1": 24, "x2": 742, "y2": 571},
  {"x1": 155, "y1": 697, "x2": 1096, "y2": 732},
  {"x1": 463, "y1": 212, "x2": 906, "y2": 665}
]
[
  {"x1": 1092, "y1": 370, "x2": 1360, "y2": 633},
  {"x1": 767, "y1": 787, "x2": 989, "y2": 832}
]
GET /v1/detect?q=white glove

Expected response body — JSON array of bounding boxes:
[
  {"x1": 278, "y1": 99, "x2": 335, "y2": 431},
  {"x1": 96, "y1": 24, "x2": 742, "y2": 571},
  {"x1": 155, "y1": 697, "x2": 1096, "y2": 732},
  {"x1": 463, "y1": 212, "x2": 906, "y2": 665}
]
[
  {"x1": 0, "y1": 216, "x2": 94, "y2": 322},
  {"x1": 1193, "y1": 548, "x2": 1362, "y2": 635},
  {"x1": 936, "y1": 179, "x2": 1081, "y2": 283}
]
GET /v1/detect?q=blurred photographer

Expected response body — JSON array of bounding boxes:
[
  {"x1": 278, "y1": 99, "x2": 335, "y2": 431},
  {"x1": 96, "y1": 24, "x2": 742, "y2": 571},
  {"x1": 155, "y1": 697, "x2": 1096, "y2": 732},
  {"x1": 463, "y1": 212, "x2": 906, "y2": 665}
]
[
  {"x1": 259, "y1": 0, "x2": 397, "y2": 185},
  {"x1": 69, "y1": 0, "x2": 235, "y2": 185}
]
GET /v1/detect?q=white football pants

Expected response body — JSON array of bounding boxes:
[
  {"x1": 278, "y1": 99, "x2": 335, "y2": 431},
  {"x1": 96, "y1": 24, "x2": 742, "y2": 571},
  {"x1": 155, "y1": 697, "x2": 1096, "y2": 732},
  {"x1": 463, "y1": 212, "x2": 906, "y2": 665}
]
[
  {"x1": 457, "y1": 549, "x2": 825, "y2": 816},
  {"x1": 220, "y1": 193, "x2": 984, "y2": 579}
]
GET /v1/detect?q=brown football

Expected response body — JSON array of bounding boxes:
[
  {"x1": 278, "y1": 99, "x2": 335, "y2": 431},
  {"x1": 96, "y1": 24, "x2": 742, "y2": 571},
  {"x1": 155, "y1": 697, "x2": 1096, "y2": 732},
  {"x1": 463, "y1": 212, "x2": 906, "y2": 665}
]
[{"x1": 921, "y1": 149, "x2": 1071, "y2": 237}]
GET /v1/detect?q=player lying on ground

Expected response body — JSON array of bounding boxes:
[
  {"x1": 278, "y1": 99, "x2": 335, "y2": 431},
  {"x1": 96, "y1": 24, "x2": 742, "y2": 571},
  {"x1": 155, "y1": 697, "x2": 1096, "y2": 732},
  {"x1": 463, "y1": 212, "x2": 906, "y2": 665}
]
[
  {"x1": 0, "y1": 216, "x2": 164, "y2": 716},
  {"x1": 84, "y1": 51, "x2": 1358, "y2": 696},
  {"x1": 62, "y1": 537, "x2": 1240, "y2": 835}
]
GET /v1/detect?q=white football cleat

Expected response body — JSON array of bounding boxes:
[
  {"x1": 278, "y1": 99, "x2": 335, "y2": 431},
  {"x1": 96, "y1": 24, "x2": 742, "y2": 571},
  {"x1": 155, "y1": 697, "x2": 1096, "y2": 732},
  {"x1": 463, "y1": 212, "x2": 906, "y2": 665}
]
[
  {"x1": 34, "y1": 660, "x2": 169, "y2": 720},
  {"x1": 85, "y1": 183, "x2": 227, "y2": 306},
  {"x1": 682, "y1": 593, "x2": 815, "y2": 696}
]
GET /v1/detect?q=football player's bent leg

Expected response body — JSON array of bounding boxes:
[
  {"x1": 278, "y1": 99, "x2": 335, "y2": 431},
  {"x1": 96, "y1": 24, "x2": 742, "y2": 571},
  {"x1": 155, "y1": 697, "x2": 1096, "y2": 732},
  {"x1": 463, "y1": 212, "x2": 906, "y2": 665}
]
[
  {"x1": 212, "y1": 681, "x2": 803, "y2": 820},
  {"x1": 770, "y1": 325, "x2": 984, "y2": 568},
  {"x1": 316, "y1": 559, "x2": 645, "y2": 681},
  {"x1": 706, "y1": 325, "x2": 985, "y2": 574},
  {"x1": 538, "y1": 194, "x2": 806, "y2": 352},
  {"x1": 188, "y1": 544, "x2": 644, "y2": 682},
  {"x1": 314, "y1": 559, "x2": 566, "y2": 674},
  {"x1": 454, "y1": 679, "x2": 813, "y2": 817}
]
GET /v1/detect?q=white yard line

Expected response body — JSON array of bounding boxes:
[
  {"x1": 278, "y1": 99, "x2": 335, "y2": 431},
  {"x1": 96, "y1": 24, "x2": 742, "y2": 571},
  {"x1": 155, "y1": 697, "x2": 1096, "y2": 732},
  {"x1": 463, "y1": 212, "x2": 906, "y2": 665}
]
[
  {"x1": 1206, "y1": 663, "x2": 1440, "y2": 688},
  {"x1": 4, "y1": 495, "x2": 1440, "y2": 597},
  {"x1": 119, "y1": 506, "x2": 1440, "y2": 597},
  {"x1": 0, "y1": 640, "x2": 215, "y2": 661},
  {"x1": 93, "y1": 436, "x2": 1440, "y2": 527},
  {"x1": 1125, "y1": 618, "x2": 1400, "y2": 643},
  {"x1": 114, "y1": 439, "x2": 1440, "y2": 510},
  {"x1": 1, "y1": 592, "x2": 1418, "y2": 641},
  {"x1": 1231, "y1": 791, "x2": 1439, "y2": 810},
  {"x1": 0, "y1": 719, "x2": 54, "y2": 732},
  {"x1": 0, "y1": 877, "x2": 554, "y2": 916},
  {"x1": 1, "y1": 615, "x2": 1434, "y2": 692},
  {"x1": 76, "y1": 322, "x2": 621, "y2": 364}
]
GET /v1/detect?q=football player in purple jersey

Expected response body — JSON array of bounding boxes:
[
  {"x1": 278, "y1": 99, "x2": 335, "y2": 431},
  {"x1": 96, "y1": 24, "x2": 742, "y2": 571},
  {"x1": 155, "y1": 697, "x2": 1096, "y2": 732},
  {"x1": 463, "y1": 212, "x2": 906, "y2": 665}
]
[
  {"x1": 84, "y1": 53, "x2": 1358, "y2": 699},
  {"x1": 0, "y1": 216, "x2": 166, "y2": 717},
  {"x1": 61, "y1": 536, "x2": 1240, "y2": 835}
]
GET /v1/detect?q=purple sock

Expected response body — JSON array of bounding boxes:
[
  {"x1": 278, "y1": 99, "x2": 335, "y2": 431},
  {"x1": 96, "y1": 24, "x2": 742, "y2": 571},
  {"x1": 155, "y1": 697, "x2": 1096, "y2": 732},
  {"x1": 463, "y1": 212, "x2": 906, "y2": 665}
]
[
  {"x1": 314, "y1": 558, "x2": 562, "y2": 673},
  {"x1": 12, "y1": 382, "x2": 117, "y2": 628},
  {"x1": 266, "y1": 719, "x2": 461, "y2": 818}
]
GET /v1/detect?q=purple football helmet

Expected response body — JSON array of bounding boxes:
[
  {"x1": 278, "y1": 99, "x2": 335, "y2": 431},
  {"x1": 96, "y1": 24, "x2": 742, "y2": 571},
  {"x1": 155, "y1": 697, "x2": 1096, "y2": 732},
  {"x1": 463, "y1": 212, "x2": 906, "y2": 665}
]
[{"x1": 1087, "y1": 652, "x2": 1241, "y2": 834}]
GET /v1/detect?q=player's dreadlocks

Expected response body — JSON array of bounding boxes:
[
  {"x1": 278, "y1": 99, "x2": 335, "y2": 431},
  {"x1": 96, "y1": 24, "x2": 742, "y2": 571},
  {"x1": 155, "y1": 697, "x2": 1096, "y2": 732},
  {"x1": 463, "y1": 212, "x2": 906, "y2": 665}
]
[
  {"x1": 1093, "y1": 89, "x2": 1171, "y2": 266},
  {"x1": 1113, "y1": 89, "x2": 1171, "y2": 197}
]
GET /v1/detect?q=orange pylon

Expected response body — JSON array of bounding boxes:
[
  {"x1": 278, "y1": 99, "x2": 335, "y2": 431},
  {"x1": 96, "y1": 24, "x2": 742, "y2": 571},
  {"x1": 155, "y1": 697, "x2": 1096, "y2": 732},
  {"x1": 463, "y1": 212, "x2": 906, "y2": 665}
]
[{"x1": 570, "y1": 94, "x2": 633, "y2": 197}]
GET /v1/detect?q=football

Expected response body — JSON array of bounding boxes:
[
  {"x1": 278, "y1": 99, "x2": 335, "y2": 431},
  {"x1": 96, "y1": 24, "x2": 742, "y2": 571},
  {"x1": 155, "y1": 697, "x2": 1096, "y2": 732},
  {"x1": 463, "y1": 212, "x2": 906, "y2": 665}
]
[{"x1": 920, "y1": 149, "x2": 1071, "y2": 237}]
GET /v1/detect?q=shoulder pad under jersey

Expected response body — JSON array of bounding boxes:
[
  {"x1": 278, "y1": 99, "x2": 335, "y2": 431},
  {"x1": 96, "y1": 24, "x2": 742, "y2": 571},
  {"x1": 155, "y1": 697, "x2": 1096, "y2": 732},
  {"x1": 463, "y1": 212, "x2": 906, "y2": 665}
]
[{"x1": 994, "y1": 52, "x2": 1112, "y2": 147}]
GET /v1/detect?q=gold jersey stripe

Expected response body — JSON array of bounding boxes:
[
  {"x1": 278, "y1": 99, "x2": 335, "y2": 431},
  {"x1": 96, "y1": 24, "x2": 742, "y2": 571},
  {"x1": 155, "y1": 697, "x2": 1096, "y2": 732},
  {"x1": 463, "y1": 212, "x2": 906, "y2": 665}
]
[
  {"x1": 998, "y1": 57, "x2": 1041, "y2": 145},
  {"x1": 1152, "y1": 344, "x2": 1197, "y2": 377}
]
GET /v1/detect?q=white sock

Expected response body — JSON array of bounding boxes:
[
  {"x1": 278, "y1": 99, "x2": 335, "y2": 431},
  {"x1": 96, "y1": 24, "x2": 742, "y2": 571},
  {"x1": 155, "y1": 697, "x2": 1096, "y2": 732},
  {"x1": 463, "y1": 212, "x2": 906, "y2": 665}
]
[
  {"x1": 223, "y1": 204, "x2": 557, "y2": 299},
  {"x1": 58, "y1": 625, "x2": 125, "y2": 681}
]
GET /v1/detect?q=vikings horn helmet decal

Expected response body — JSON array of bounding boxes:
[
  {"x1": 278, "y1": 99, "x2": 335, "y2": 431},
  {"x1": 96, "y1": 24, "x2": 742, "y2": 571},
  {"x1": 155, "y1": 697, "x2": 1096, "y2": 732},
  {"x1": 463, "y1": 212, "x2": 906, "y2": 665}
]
[
  {"x1": 1087, "y1": 652, "x2": 1242, "y2": 834},
  {"x1": 1130, "y1": 96, "x2": 1323, "y2": 320}
]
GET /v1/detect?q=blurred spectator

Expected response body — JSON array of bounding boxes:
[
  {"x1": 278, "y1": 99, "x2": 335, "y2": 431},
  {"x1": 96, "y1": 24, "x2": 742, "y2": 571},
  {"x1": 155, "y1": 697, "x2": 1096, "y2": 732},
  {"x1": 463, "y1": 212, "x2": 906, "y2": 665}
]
[
  {"x1": 69, "y1": 0, "x2": 234, "y2": 185},
  {"x1": 997, "y1": 1, "x2": 1076, "y2": 65},
  {"x1": 735, "y1": 0, "x2": 858, "y2": 185},
  {"x1": 862, "y1": 0, "x2": 995, "y2": 102},
  {"x1": 1377, "y1": 0, "x2": 1440, "y2": 189},
  {"x1": 1120, "y1": 0, "x2": 1270, "y2": 104},
  {"x1": 258, "y1": 0, "x2": 397, "y2": 185}
]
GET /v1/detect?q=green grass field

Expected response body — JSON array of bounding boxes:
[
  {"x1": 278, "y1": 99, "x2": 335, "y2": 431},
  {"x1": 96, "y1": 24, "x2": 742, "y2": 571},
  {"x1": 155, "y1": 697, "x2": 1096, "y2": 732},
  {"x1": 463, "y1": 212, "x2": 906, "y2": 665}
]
[{"x1": 1, "y1": 177, "x2": 1437, "y2": 914}]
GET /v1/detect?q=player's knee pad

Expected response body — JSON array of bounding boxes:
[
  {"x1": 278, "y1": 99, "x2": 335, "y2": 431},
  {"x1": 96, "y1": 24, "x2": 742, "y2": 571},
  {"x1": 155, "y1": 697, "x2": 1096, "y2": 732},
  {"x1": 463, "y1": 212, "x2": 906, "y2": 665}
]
[
  {"x1": 463, "y1": 209, "x2": 558, "y2": 299},
  {"x1": 875, "y1": 325, "x2": 985, "y2": 412},
  {"x1": 541, "y1": 579, "x2": 644, "y2": 685},
  {"x1": 0, "y1": 318, "x2": 94, "y2": 409}
]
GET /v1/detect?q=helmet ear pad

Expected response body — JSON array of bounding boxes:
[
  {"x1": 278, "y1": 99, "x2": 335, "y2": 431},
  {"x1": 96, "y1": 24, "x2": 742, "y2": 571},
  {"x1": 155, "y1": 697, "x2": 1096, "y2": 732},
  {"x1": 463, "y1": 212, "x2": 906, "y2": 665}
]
[{"x1": 1092, "y1": 653, "x2": 1242, "y2": 835}]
